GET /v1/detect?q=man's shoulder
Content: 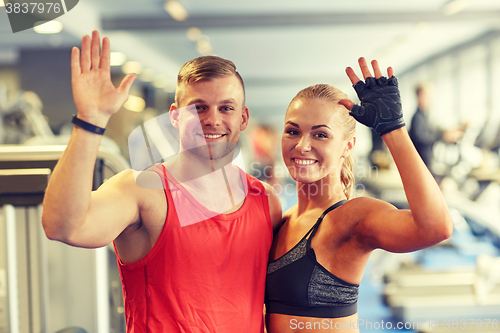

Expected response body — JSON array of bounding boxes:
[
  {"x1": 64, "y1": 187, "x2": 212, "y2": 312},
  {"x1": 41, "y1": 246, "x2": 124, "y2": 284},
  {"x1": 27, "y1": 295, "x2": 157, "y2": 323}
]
[
  {"x1": 102, "y1": 167, "x2": 164, "y2": 197},
  {"x1": 236, "y1": 169, "x2": 266, "y2": 194},
  {"x1": 134, "y1": 166, "x2": 165, "y2": 190},
  {"x1": 253, "y1": 178, "x2": 283, "y2": 229}
]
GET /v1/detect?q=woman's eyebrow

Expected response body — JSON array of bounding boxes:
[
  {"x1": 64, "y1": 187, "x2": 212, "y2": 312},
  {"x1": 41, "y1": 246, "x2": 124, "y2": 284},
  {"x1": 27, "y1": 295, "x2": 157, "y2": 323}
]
[
  {"x1": 285, "y1": 121, "x2": 330, "y2": 131},
  {"x1": 285, "y1": 121, "x2": 299, "y2": 127},
  {"x1": 311, "y1": 124, "x2": 331, "y2": 130}
]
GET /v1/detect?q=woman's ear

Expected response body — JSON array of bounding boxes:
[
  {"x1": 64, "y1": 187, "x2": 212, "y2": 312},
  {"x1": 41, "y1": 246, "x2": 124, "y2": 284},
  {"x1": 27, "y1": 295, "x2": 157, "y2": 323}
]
[{"x1": 342, "y1": 136, "x2": 356, "y2": 158}]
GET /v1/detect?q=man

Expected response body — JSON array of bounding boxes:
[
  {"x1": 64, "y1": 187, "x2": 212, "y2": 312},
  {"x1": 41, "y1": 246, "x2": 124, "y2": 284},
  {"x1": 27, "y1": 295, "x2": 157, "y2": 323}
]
[
  {"x1": 42, "y1": 30, "x2": 282, "y2": 332},
  {"x1": 409, "y1": 83, "x2": 465, "y2": 170}
]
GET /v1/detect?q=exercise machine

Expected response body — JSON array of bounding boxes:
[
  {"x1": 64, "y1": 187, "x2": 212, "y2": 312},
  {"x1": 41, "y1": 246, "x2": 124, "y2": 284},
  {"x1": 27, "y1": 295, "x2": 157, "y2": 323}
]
[{"x1": 0, "y1": 144, "x2": 129, "y2": 333}]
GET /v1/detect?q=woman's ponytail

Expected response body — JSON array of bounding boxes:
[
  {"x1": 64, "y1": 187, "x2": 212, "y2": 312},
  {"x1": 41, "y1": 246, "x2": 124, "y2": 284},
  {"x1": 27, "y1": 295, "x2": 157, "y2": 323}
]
[{"x1": 340, "y1": 153, "x2": 355, "y2": 200}]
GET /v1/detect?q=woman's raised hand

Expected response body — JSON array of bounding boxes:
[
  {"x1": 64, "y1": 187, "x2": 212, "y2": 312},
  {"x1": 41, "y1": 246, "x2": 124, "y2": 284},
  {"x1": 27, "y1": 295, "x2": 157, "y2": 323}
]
[
  {"x1": 71, "y1": 30, "x2": 137, "y2": 127},
  {"x1": 338, "y1": 57, "x2": 405, "y2": 136}
]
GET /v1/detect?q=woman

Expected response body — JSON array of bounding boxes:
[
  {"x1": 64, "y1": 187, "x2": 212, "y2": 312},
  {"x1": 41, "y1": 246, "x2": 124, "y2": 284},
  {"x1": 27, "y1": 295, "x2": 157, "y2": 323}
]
[{"x1": 265, "y1": 58, "x2": 454, "y2": 333}]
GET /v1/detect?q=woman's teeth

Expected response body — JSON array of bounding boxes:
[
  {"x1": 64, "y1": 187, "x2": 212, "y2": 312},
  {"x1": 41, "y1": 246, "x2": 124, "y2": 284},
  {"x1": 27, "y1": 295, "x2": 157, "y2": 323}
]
[{"x1": 294, "y1": 159, "x2": 316, "y2": 165}]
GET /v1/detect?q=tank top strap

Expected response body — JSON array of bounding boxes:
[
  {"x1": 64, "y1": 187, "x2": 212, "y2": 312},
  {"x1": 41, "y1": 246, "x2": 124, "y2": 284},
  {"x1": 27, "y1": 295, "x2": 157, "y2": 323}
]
[{"x1": 309, "y1": 200, "x2": 347, "y2": 239}]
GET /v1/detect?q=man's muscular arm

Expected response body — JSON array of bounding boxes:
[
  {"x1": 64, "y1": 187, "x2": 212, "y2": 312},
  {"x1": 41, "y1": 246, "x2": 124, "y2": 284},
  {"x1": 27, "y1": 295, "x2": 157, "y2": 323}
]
[{"x1": 42, "y1": 30, "x2": 138, "y2": 248}]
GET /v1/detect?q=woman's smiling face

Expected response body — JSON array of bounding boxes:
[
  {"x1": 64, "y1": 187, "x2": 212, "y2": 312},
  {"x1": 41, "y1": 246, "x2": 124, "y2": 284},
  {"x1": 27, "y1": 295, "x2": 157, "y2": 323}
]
[{"x1": 282, "y1": 98, "x2": 353, "y2": 184}]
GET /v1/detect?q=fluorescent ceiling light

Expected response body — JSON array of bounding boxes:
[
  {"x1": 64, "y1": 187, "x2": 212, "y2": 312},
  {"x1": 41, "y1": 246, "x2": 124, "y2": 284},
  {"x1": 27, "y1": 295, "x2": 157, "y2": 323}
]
[
  {"x1": 443, "y1": 0, "x2": 470, "y2": 16},
  {"x1": 0, "y1": 0, "x2": 5, "y2": 7},
  {"x1": 164, "y1": 1, "x2": 188, "y2": 21},
  {"x1": 33, "y1": 21, "x2": 63, "y2": 34},
  {"x1": 110, "y1": 52, "x2": 127, "y2": 67},
  {"x1": 140, "y1": 68, "x2": 155, "y2": 82},
  {"x1": 186, "y1": 27, "x2": 202, "y2": 41},
  {"x1": 124, "y1": 95, "x2": 146, "y2": 112},
  {"x1": 152, "y1": 74, "x2": 168, "y2": 88},
  {"x1": 153, "y1": 74, "x2": 176, "y2": 92},
  {"x1": 196, "y1": 35, "x2": 212, "y2": 55},
  {"x1": 122, "y1": 61, "x2": 143, "y2": 75}
]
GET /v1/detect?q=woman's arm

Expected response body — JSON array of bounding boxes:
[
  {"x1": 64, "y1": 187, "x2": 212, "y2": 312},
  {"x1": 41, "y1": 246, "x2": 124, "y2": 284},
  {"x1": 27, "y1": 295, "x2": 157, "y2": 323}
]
[
  {"x1": 360, "y1": 127, "x2": 453, "y2": 252},
  {"x1": 339, "y1": 58, "x2": 454, "y2": 253}
]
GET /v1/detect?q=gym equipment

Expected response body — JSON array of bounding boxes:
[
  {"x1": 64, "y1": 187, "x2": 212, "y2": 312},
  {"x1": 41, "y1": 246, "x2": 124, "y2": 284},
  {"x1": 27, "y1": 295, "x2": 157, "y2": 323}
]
[
  {"x1": 54, "y1": 328, "x2": 88, "y2": 333},
  {"x1": 0, "y1": 88, "x2": 54, "y2": 145},
  {"x1": 383, "y1": 262, "x2": 500, "y2": 323},
  {"x1": 358, "y1": 132, "x2": 500, "y2": 326},
  {"x1": 0, "y1": 144, "x2": 128, "y2": 333}
]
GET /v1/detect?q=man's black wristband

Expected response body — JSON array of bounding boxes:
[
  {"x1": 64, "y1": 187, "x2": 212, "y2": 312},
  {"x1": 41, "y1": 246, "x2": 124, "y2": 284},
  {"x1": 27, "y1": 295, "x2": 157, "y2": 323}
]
[{"x1": 71, "y1": 115, "x2": 106, "y2": 135}]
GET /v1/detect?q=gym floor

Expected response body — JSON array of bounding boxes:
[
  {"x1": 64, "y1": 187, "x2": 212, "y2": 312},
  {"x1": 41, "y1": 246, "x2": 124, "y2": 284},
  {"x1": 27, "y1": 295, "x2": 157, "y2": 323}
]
[{"x1": 357, "y1": 241, "x2": 499, "y2": 333}]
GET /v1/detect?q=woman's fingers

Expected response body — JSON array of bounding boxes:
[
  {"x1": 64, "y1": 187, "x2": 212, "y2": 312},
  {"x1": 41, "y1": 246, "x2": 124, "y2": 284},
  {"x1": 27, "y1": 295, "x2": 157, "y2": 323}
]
[
  {"x1": 358, "y1": 57, "x2": 373, "y2": 80},
  {"x1": 338, "y1": 99, "x2": 354, "y2": 111},
  {"x1": 371, "y1": 60, "x2": 383, "y2": 79},
  {"x1": 345, "y1": 67, "x2": 361, "y2": 85},
  {"x1": 387, "y1": 66, "x2": 394, "y2": 78},
  {"x1": 347, "y1": 58, "x2": 396, "y2": 84}
]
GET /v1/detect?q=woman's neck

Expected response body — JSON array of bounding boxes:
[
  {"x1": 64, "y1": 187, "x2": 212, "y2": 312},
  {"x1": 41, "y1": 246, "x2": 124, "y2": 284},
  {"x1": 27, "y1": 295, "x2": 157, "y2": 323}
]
[{"x1": 296, "y1": 177, "x2": 346, "y2": 216}]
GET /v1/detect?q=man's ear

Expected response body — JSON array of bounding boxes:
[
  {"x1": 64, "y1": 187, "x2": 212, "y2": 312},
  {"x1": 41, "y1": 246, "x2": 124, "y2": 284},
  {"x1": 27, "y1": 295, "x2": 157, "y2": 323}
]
[
  {"x1": 240, "y1": 106, "x2": 250, "y2": 131},
  {"x1": 169, "y1": 104, "x2": 180, "y2": 130}
]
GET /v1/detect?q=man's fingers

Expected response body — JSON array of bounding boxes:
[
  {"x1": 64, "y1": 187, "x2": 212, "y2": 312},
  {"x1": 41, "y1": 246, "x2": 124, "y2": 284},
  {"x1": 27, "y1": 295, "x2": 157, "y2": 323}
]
[
  {"x1": 358, "y1": 57, "x2": 373, "y2": 80},
  {"x1": 91, "y1": 30, "x2": 101, "y2": 70},
  {"x1": 371, "y1": 60, "x2": 383, "y2": 79},
  {"x1": 345, "y1": 67, "x2": 361, "y2": 85},
  {"x1": 80, "y1": 35, "x2": 91, "y2": 72},
  {"x1": 71, "y1": 47, "x2": 81, "y2": 81},
  {"x1": 118, "y1": 74, "x2": 138, "y2": 96},
  {"x1": 100, "y1": 37, "x2": 111, "y2": 70}
]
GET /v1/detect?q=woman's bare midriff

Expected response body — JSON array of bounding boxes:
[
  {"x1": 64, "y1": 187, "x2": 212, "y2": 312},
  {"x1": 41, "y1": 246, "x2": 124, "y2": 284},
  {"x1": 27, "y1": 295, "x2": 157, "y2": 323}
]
[{"x1": 266, "y1": 312, "x2": 359, "y2": 333}]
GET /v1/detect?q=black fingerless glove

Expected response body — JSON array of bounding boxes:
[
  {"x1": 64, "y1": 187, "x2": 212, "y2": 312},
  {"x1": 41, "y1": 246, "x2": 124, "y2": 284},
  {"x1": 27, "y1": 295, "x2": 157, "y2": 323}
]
[{"x1": 349, "y1": 76, "x2": 405, "y2": 136}]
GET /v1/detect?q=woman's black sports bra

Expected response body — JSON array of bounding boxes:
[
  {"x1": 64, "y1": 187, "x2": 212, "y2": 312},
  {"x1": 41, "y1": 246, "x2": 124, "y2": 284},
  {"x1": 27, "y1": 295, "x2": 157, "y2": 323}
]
[{"x1": 265, "y1": 200, "x2": 359, "y2": 318}]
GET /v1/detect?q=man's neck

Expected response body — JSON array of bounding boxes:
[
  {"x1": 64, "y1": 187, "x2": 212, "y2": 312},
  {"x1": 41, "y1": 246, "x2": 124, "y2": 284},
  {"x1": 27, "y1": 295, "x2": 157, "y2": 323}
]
[
  {"x1": 165, "y1": 150, "x2": 235, "y2": 183},
  {"x1": 164, "y1": 155, "x2": 246, "y2": 214}
]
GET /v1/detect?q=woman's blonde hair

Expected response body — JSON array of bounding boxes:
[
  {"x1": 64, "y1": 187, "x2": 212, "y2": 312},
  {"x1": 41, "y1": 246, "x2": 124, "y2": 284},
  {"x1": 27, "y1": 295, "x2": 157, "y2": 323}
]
[{"x1": 290, "y1": 84, "x2": 356, "y2": 199}]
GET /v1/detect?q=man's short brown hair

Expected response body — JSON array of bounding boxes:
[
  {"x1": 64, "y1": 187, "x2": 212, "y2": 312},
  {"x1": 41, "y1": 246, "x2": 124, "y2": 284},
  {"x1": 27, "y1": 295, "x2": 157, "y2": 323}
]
[{"x1": 175, "y1": 55, "x2": 245, "y2": 106}]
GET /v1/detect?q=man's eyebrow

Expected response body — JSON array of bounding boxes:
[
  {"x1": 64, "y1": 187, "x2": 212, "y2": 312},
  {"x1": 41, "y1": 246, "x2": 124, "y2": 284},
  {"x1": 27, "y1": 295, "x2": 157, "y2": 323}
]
[
  {"x1": 285, "y1": 121, "x2": 331, "y2": 131},
  {"x1": 185, "y1": 98, "x2": 237, "y2": 105},
  {"x1": 186, "y1": 98, "x2": 206, "y2": 105}
]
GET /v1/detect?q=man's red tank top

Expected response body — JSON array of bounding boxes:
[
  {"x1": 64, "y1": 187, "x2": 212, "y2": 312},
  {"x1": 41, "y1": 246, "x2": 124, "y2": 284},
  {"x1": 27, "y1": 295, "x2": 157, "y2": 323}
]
[{"x1": 114, "y1": 164, "x2": 273, "y2": 333}]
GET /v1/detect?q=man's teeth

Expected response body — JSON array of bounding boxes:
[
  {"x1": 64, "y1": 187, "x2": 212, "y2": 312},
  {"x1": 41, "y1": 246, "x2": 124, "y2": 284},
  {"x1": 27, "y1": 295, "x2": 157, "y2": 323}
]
[
  {"x1": 204, "y1": 134, "x2": 223, "y2": 139},
  {"x1": 295, "y1": 159, "x2": 316, "y2": 165}
]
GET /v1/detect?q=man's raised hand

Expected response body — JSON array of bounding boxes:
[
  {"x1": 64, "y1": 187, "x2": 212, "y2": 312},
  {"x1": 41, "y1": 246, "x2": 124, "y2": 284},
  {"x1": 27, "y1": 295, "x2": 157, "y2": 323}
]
[{"x1": 71, "y1": 30, "x2": 137, "y2": 127}]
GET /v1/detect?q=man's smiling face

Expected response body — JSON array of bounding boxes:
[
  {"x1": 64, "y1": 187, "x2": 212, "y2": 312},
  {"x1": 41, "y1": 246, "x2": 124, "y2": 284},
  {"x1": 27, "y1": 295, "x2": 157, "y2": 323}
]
[{"x1": 170, "y1": 74, "x2": 249, "y2": 161}]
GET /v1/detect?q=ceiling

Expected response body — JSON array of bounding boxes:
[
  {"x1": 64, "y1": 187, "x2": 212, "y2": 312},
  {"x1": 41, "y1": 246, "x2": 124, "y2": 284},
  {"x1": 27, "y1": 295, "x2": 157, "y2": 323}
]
[{"x1": 1, "y1": 0, "x2": 500, "y2": 124}]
